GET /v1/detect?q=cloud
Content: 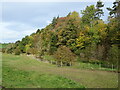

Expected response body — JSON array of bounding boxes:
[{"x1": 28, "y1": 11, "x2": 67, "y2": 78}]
[
  {"x1": 22, "y1": 29, "x2": 37, "y2": 35},
  {"x1": 0, "y1": 22, "x2": 20, "y2": 39},
  {"x1": 0, "y1": 22, "x2": 38, "y2": 43},
  {"x1": 46, "y1": 20, "x2": 51, "y2": 25}
]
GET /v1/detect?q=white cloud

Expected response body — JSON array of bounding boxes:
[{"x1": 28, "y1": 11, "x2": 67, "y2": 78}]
[
  {"x1": 46, "y1": 20, "x2": 51, "y2": 25},
  {"x1": 0, "y1": 22, "x2": 20, "y2": 39},
  {"x1": 1, "y1": 0, "x2": 115, "y2": 2},
  {"x1": 0, "y1": 22, "x2": 38, "y2": 43},
  {"x1": 22, "y1": 29, "x2": 37, "y2": 36}
]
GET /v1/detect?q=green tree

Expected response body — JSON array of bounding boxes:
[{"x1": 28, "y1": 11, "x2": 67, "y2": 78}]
[
  {"x1": 68, "y1": 11, "x2": 80, "y2": 20},
  {"x1": 107, "y1": 1, "x2": 120, "y2": 18},
  {"x1": 76, "y1": 32, "x2": 91, "y2": 49},
  {"x1": 52, "y1": 17, "x2": 58, "y2": 28},
  {"x1": 95, "y1": 0, "x2": 104, "y2": 19},
  {"x1": 54, "y1": 46, "x2": 76, "y2": 67},
  {"x1": 49, "y1": 32, "x2": 58, "y2": 55},
  {"x1": 81, "y1": 5, "x2": 96, "y2": 25}
]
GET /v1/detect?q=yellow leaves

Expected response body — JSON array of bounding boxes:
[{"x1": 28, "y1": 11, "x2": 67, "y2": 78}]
[
  {"x1": 76, "y1": 33, "x2": 91, "y2": 48},
  {"x1": 98, "y1": 28, "x2": 107, "y2": 37},
  {"x1": 76, "y1": 43, "x2": 84, "y2": 48},
  {"x1": 79, "y1": 32, "x2": 84, "y2": 36},
  {"x1": 94, "y1": 21, "x2": 108, "y2": 39},
  {"x1": 29, "y1": 36, "x2": 33, "y2": 40},
  {"x1": 69, "y1": 11, "x2": 80, "y2": 19},
  {"x1": 25, "y1": 44, "x2": 31, "y2": 52},
  {"x1": 84, "y1": 25, "x2": 90, "y2": 32}
]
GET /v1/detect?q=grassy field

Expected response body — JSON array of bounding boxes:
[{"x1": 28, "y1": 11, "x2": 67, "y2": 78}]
[
  {"x1": 2, "y1": 54, "x2": 84, "y2": 88},
  {"x1": 0, "y1": 44, "x2": 8, "y2": 49},
  {"x1": 3, "y1": 67, "x2": 83, "y2": 88},
  {"x1": 2, "y1": 53, "x2": 118, "y2": 88}
]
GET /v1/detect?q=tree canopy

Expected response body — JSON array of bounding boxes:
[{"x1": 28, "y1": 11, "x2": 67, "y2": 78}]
[{"x1": 4, "y1": 1, "x2": 119, "y2": 67}]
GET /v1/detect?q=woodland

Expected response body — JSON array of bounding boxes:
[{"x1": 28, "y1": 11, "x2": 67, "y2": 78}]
[{"x1": 2, "y1": 1, "x2": 120, "y2": 69}]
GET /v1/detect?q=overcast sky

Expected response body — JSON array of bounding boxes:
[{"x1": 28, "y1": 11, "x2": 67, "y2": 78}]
[{"x1": 0, "y1": 0, "x2": 115, "y2": 43}]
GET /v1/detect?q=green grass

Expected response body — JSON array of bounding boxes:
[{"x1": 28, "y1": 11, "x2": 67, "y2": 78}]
[
  {"x1": 72, "y1": 62, "x2": 117, "y2": 71},
  {"x1": 2, "y1": 53, "x2": 118, "y2": 88},
  {"x1": 2, "y1": 54, "x2": 84, "y2": 88},
  {"x1": 42, "y1": 55, "x2": 56, "y2": 61},
  {"x1": 2, "y1": 66, "x2": 84, "y2": 88},
  {"x1": 0, "y1": 44, "x2": 8, "y2": 49}
]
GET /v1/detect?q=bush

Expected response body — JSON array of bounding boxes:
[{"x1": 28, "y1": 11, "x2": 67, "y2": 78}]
[
  {"x1": 1, "y1": 48, "x2": 5, "y2": 53},
  {"x1": 54, "y1": 46, "x2": 76, "y2": 66},
  {"x1": 14, "y1": 48, "x2": 21, "y2": 55}
]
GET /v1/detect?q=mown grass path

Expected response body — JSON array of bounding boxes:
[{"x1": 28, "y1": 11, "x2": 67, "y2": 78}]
[{"x1": 2, "y1": 54, "x2": 118, "y2": 88}]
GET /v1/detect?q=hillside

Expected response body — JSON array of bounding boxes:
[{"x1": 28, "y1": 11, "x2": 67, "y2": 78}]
[
  {"x1": 2, "y1": 53, "x2": 118, "y2": 88},
  {"x1": 3, "y1": 9, "x2": 119, "y2": 68},
  {"x1": 1, "y1": 1, "x2": 120, "y2": 88}
]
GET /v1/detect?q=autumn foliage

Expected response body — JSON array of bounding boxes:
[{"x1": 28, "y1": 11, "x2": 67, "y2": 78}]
[{"x1": 3, "y1": 1, "x2": 120, "y2": 67}]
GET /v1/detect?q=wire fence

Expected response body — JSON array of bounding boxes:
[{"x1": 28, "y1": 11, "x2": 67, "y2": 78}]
[{"x1": 79, "y1": 60, "x2": 118, "y2": 72}]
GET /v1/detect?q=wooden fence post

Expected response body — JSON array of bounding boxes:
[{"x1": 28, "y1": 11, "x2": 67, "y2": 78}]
[
  {"x1": 99, "y1": 63, "x2": 101, "y2": 69},
  {"x1": 61, "y1": 61, "x2": 62, "y2": 67},
  {"x1": 112, "y1": 64, "x2": 113, "y2": 71},
  {"x1": 70, "y1": 62, "x2": 72, "y2": 66}
]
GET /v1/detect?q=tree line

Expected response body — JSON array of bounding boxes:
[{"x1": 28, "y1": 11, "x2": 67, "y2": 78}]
[{"x1": 2, "y1": 1, "x2": 120, "y2": 67}]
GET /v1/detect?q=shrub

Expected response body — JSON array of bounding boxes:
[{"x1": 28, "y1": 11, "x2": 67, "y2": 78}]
[
  {"x1": 14, "y1": 48, "x2": 21, "y2": 55},
  {"x1": 1, "y1": 48, "x2": 5, "y2": 53},
  {"x1": 54, "y1": 46, "x2": 76, "y2": 66}
]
